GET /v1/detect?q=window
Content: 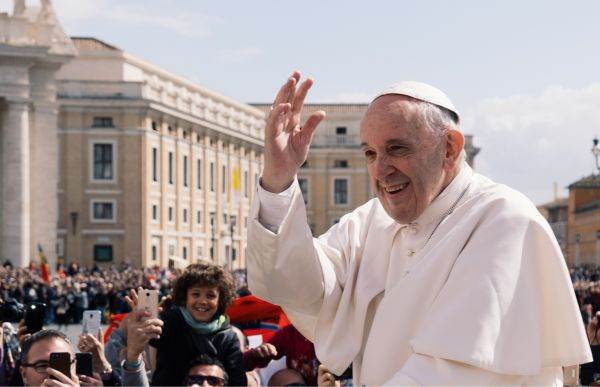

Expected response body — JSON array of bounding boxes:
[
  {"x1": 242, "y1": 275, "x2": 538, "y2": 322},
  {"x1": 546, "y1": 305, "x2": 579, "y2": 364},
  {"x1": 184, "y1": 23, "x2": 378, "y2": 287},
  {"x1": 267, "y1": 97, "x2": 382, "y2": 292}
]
[
  {"x1": 182, "y1": 246, "x2": 188, "y2": 260},
  {"x1": 152, "y1": 204, "x2": 158, "y2": 221},
  {"x1": 94, "y1": 245, "x2": 113, "y2": 262},
  {"x1": 197, "y1": 245, "x2": 203, "y2": 258},
  {"x1": 197, "y1": 210, "x2": 202, "y2": 225},
  {"x1": 197, "y1": 159, "x2": 202, "y2": 189},
  {"x1": 183, "y1": 156, "x2": 188, "y2": 187},
  {"x1": 152, "y1": 245, "x2": 157, "y2": 261},
  {"x1": 222, "y1": 165, "x2": 227, "y2": 194},
  {"x1": 168, "y1": 206, "x2": 173, "y2": 222},
  {"x1": 210, "y1": 162, "x2": 215, "y2": 192},
  {"x1": 151, "y1": 121, "x2": 158, "y2": 131},
  {"x1": 334, "y1": 178, "x2": 348, "y2": 205},
  {"x1": 91, "y1": 201, "x2": 115, "y2": 222},
  {"x1": 168, "y1": 125, "x2": 173, "y2": 133},
  {"x1": 183, "y1": 209, "x2": 188, "y2": 223},
  {"x1": 92, "y1": 117, "x2": 114, "y2": 128},
  {"x1": 209, "y1": 212, "x2": 216, "y2": 228},
  {"x1": 168, "y1": 244, "x2": 175, "y2": 256},
  {"x1": 254, "y1": 173, "x2": 258, "y2": 190},
  {"x1": 93, "y1": 143, "x2": 114, "y2": 180},
  {"x1": 223, "y1": 213, "x2": 228, "y2": 224},
  {"x1": 232, "y1": 248, "x2": 237, "y2": 262},
  {"x1": 152, "y1": 147, "x2": 158, "y2": 182},
  {"x1": 168, "y1": 152, "x2": 174, "y2": 184},
  {"x1": 336, "y1": 126, "x2": 347, "y2": 135},
  {"x1": 230, "y1": 215, "x2": 237, "y2": 232},
  {"x1": 334, "y1": 160, "x2": 348, "y2": 168},
  {"x1": 244, "y1": 171, "x2": 249, "y2": 198},
  {"x1": 298, "y1": 178, "x2": 309, "y2": 205}
]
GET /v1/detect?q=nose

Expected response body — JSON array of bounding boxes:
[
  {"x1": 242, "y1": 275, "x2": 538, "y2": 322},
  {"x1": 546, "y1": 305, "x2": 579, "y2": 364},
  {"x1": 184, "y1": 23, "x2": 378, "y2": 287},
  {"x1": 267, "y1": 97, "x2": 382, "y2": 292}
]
[{"x1": 373, "y1": 154, "x2": 395, "y2": 180}]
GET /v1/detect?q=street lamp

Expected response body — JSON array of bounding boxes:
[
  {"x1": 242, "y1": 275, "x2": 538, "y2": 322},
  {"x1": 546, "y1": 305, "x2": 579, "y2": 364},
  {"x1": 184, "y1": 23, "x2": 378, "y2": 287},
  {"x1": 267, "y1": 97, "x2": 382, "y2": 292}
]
[{"x1": 592, "y1": 137, "x2": 600, "y2": 174}]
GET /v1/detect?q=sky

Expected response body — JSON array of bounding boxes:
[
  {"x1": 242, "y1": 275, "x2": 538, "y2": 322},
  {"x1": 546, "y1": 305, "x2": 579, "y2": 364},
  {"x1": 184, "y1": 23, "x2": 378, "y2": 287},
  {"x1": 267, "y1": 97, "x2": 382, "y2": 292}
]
[{"x1": 23, "y1": 0, "x2": 600, "y2": 204}]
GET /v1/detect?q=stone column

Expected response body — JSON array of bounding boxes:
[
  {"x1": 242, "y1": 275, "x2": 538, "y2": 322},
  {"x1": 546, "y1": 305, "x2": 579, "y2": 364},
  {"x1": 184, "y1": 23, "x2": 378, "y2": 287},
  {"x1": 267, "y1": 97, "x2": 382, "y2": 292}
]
[
  {"x1": 29, "y1": 100, "x2": 58, "y2": 268},
  {"x1": 2, "y1": 99, "x2": 31, "y2": 267}
]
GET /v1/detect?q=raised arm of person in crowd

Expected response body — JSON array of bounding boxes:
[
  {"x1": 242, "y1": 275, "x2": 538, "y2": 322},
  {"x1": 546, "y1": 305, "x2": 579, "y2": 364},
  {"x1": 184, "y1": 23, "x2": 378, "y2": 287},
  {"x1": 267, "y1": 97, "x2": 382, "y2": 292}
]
[{"x1": 121, "y1": 309, "x2": 163, "y2": 387}]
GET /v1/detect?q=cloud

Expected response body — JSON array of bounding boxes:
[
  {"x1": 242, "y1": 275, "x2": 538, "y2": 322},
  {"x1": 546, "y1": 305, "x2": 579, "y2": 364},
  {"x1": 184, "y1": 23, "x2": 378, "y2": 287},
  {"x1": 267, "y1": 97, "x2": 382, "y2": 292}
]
[
  {"x1": 463, "y1": 83, "x2": 600, "y2": 204},
  {"x1": 52, "y1": 0, "x2": 221, "y2": 38},
  {"x1": 217, "y1": 46, "x2": 263, "y2": 63}
]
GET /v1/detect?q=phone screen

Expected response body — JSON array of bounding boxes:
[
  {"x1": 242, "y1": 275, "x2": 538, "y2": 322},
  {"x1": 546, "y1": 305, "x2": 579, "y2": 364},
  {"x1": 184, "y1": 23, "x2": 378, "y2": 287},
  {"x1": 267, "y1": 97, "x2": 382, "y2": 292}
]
[
  {"x1": 49, "y1": 352, "x2": 72, "y2": 380},
  {"x1": 82, "y1": 310, "x2": 102, "y2": 337},
  {"x1": 75, "y1": 352, "x2": 93, "y2": 377}
]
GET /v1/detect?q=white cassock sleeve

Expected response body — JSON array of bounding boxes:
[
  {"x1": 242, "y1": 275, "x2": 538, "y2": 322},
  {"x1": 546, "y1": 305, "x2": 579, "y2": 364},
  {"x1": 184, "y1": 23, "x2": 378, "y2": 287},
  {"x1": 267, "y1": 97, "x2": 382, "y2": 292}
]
[
  {"x1": 247, "y1": 179, "x2": 346, "y2": 341},
  {"x1": 385, "y1": 354, "x2": 563, "y2": 386}
]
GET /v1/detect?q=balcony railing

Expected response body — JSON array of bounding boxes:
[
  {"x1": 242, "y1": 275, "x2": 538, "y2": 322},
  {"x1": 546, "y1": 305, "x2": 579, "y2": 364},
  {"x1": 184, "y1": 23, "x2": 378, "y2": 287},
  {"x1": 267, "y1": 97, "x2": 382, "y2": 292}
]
[{"x1": 312, "y1": 134, "x2": 360, "y2": 148}]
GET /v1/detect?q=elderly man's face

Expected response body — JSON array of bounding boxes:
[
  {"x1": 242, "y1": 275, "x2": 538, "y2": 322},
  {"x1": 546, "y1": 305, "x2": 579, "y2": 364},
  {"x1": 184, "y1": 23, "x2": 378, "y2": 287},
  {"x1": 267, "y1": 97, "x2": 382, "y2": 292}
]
[{"x1": 360, "y1": 95, "x2": 449, "y2": 223}]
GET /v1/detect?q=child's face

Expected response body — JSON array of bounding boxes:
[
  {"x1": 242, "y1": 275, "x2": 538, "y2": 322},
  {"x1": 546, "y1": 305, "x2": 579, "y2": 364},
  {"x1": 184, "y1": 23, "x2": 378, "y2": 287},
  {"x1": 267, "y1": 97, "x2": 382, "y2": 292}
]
[{"x1": 186, "y1": 285, "x2": 220, "y2": 322}]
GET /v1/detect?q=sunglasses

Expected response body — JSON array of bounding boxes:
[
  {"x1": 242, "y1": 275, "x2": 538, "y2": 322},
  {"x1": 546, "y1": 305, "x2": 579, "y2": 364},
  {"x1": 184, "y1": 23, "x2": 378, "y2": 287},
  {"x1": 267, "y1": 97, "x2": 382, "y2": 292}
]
[{"x1": 185, "y1": 374, "x2": 226, "y2": 386}]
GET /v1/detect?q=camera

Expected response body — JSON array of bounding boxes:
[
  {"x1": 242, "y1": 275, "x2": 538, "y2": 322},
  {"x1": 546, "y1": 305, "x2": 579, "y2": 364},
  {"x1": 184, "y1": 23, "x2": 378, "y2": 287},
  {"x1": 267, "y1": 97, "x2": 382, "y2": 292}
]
[{"x1": 0, "y1": 298, "x2": 25, "y2": 323}]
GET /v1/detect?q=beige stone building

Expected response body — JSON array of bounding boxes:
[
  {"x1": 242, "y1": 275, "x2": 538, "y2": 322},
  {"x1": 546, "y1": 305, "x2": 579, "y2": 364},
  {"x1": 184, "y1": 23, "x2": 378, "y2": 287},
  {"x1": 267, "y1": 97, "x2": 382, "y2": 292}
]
[
  {"x1": 56, "y1": 37, "x2": 265, "y2": 269},
  {"x1": 253, "y1": 103, "x2": 480, "y2": 236},
  {"x1": 566, "y1": 174, "x2": 600, "y2": 266},
  {"x1": 0, "y1": 1, "x2": 76, "y2": 268}
]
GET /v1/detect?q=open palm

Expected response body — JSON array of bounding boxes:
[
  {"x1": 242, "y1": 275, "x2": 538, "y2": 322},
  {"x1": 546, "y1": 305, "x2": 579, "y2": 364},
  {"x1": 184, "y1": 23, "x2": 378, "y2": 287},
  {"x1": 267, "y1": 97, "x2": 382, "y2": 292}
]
[{"x1": 262, "y1": 71, "x2": 326, "y2": 193}]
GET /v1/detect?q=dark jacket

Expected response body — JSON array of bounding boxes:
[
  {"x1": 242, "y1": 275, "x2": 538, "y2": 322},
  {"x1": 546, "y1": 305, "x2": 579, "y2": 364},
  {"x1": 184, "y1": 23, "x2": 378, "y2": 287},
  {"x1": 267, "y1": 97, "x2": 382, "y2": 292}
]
[{"x1": 150, "y1": 308, "x2": 246, "y2": 386}]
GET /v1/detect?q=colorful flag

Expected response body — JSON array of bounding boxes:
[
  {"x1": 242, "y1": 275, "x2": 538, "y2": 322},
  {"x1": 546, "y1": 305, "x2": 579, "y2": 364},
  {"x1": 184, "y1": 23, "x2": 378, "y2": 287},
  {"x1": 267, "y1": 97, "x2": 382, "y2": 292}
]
[{"x1": 37, "y1": 243, "x2": 51, "y2": 283}]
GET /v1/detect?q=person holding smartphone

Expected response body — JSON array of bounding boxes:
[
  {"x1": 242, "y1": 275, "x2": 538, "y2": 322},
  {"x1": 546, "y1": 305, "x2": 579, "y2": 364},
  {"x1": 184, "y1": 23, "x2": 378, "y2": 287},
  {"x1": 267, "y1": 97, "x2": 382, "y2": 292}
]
[
  {"x1": 150, "y1": 261, "x2": 246, "y2": 386},
  {"x1": 19, "y1": 330, "x2": 77, "y2": 387}
]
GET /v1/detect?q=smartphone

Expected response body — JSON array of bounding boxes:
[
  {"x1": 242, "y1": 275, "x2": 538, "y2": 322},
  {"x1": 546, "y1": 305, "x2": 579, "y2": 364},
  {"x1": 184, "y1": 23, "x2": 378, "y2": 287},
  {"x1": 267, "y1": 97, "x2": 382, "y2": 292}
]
[
  {"x1": 137, "y1": 289, "x2": 159, "y2": 320},
  {"x1": 75, "y1": 352, "x2": 93, "y2": 377},
  {"x1": 49, "y1": 352, "x2": 72, "y2": 380},
  {"x1": 24, "y1": 302, "x2": 46, "y2": 334},
  {"x1": 82, "y1": 310, "x2": 102, "y2": 337}
]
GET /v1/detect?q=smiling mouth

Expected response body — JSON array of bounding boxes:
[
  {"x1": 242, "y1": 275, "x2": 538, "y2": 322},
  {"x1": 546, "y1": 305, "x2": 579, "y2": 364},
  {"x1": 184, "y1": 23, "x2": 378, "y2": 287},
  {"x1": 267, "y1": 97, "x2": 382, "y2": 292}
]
[
  {"x1": 194, "y1": 307, "x2": 210, "y2": 313},
  {"x1": 383, "y1": 182, "x2": 409, "y2": 194}
]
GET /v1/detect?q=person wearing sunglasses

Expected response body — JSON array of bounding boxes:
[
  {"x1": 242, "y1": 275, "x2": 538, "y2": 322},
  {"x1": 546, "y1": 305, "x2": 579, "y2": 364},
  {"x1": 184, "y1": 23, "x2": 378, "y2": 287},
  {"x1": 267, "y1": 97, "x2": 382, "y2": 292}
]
[{"x1": 184, "y1": 354, "x2": 228, "y2": 387}]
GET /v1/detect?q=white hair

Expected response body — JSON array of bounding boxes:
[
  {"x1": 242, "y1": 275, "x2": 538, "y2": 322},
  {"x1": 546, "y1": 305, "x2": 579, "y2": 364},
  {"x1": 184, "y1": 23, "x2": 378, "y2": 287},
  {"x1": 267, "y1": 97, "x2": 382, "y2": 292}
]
[{"x1": 411, "y1": 99, "x2": 460, "y2": 135}]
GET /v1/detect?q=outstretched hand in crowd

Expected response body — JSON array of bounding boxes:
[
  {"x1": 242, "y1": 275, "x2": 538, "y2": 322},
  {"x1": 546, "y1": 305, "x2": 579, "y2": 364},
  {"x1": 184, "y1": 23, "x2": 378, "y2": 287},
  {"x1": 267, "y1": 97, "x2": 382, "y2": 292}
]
[{"x1": 126, "y1": 308, "x2": 163, "y2": 364}]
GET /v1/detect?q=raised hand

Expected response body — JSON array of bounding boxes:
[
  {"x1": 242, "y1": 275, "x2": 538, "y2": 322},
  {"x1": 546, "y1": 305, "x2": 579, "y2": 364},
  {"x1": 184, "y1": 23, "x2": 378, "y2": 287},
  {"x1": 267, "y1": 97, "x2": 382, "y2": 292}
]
[{"x1": 261, "y1": 71, "x2": 326, "y2": 193}]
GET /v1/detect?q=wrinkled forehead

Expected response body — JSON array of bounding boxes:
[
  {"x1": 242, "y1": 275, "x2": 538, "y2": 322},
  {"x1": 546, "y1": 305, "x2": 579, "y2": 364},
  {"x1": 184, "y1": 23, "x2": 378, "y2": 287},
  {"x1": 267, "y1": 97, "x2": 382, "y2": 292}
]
[
  {"x1": 27, "y1": 337, "x2": 73, "y2": 363},
  {"x1": 360, "y1": 95, "x2": 426, "y2": 141}
]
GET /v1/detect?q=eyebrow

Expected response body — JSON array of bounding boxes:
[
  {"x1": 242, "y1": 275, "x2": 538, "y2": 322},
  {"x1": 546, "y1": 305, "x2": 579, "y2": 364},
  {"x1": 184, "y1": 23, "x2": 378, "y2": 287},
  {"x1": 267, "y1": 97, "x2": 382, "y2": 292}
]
[{"x1": 361, "y1": 139, "x2": 412, "y2": 149}]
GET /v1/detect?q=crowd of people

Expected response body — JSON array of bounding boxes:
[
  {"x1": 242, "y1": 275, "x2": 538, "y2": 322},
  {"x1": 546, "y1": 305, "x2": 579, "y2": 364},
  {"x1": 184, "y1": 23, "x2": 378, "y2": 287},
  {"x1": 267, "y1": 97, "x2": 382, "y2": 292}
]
[{"x1": 0, "y1": 260, "x2": 348, "y2": 386}]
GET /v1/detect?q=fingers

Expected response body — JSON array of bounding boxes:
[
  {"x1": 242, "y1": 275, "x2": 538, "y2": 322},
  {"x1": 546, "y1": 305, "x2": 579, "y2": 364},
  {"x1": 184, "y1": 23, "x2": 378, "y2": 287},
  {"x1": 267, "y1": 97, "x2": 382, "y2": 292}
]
[
  {"x1": 45, "y1": 367, "x2": 75, "y2": 385},
  {"x1": 273, "y1": 71, "x2": 300, "y2": 107},
  {"x1": 290, "y1": 78, "x2": 314, "y2": 125},
  {"x1": 265, "y1": 103, "x2": 291, "y2": 139},
  {"x1": 296, "y1": 111, "x2": 326, "y2": 149}
]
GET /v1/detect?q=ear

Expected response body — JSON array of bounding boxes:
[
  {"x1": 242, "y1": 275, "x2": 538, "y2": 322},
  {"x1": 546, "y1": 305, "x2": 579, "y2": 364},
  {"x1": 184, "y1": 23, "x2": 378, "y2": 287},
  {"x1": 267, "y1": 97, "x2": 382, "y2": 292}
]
[
  {"x1": 444, "y1": 129, "x2": 464, "y2": 170},
  {"x1": 20, "y1": 366, "x2": 27, "y2": 384}
]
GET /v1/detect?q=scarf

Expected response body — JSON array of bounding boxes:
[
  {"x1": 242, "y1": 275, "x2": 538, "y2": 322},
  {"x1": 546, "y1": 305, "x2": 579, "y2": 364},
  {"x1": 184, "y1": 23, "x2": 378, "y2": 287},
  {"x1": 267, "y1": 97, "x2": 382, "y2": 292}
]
[{"x1": 179, "y1": 306, "x2": 226, "y2": 334}]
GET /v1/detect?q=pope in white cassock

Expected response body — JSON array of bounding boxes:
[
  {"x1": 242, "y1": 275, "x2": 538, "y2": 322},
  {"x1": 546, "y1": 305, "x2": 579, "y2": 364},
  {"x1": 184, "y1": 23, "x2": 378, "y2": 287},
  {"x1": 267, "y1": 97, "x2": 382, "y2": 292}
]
[{"x1": 246, "y1": 71, "x2": 592, "y2": 385}]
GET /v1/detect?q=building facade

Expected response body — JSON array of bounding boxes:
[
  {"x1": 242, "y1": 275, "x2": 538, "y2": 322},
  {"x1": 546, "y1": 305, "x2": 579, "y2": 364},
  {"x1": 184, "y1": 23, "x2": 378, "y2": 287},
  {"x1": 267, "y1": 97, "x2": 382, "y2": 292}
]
[
  {"x1": 253, "y1": 103, "x2": 480, "y2": 236},
  {"x1": 566, "y1": 174, "x2": 600, "y2": 266},
  {"x1": 0, "y1": 1, "x2": 76, "y2": 267},
  {"x1": 56, "y1": 38, "x2": 265, "y2": 269}
]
